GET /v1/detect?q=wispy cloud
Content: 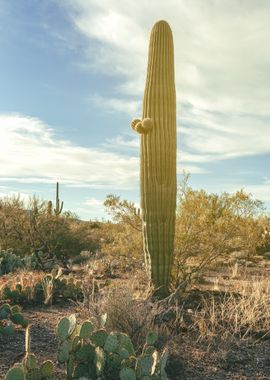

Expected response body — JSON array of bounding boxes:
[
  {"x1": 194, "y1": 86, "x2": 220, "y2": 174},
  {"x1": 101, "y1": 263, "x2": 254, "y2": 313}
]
[
  {"x1": 89, "y1": 94, "x2": 140, "y2": 115},
  {"x1": 104, "y1": 136, "x2": 140, "y2": 149},
  {"x1": 179, "y1": 104, "x2": 270, "y2": 158},
  {"x1": 62, "y1": 0, "x2": 270, "y2": 163},
  {"x1": 85, "y1": 197, "x2": 104, "y2": 207},
  {"x1": 0, "y1": 113, "x2": 138, "y2": 189}
]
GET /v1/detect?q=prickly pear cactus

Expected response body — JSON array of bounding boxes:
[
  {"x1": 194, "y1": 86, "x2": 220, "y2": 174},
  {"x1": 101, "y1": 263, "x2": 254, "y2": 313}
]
[
  {"x1": 120, "y1": 367, "x2": 136, "y2": 380},
  {"x1": 5, "y1": 353, "x2": 56, "y2": 380},
  {"x1": 131, "y1": 20, "x2": 177, "y2": 297},
  {"x1": 55, "y1": 314, "x2": 169, "y2": 379},
  {"x1": 5, "y1": 365, "x2": 25, "y2": 380},
  {"x1": 0, "y1": 303, "x2": 28, "y2": 336},
  {"x1": 5, "y1": 314, "x2": 168, "y2": 380},
  {"x1": 57, "y1": 314, "x2": 76, "y2": 341}
]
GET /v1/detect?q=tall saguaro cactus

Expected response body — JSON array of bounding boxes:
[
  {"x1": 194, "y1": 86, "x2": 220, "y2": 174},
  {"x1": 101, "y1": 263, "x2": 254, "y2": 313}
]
[{"x1": 131, "y1": 20, "x2": 177, "y2": 297}]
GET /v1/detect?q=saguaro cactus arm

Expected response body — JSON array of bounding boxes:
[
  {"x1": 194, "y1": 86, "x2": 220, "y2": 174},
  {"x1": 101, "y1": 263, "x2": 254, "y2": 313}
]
[{"x1": 131, "y1": 118, "x2": 154, "y2": 134}]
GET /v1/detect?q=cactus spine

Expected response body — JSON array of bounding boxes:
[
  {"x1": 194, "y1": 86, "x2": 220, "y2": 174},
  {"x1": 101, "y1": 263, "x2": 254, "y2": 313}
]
[{"x1": 131, "y1": 20, "x2": 177, "y2": 296}]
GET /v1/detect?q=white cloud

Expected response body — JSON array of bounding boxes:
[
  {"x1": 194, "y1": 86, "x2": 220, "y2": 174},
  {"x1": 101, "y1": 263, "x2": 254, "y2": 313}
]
[
  {"x1": 89, "y1": 94, "x2": 140, "y2": 115},
  {"x1": 0, "y1": 113, "x2": 138, "y2": 189},
  {"x1": 84, "y1": 198, "x2": 105, "y2": 216},
  {"x1": 104, "y1": 136, "x2": 139, "y2": 149},
  {"x1": 85, "y1": 197, "x2": 104, "y2": 207},
  {"x1": 179, "y1": 105, "x2": 270, "y2": 158},
  {"x1": 62, "y1": 0, "x2": 270, "y2": 161}
]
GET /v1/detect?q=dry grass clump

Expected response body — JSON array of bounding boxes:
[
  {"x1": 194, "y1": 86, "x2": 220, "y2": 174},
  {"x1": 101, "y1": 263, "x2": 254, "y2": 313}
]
[
  {"x1": 81, "y1": 274, "x2": 172, "y2": 352},
  {"x1": 192, "y1": 276, "x2": 270, "y2": 343}
]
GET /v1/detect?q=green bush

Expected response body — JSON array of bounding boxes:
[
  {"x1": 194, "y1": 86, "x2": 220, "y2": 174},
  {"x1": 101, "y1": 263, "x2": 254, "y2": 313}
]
[
  {"x1": 0, "y1": 196, "x2": 99, "y2": 264},
  {"x1": 173, "y1": 177, "x2": 265, "y2": 286}
]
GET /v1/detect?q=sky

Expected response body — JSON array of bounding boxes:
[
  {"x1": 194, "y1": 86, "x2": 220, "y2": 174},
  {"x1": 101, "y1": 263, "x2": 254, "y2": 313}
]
[{"x1": 0, "y1": 0, "x2": 269, "y2": 219}]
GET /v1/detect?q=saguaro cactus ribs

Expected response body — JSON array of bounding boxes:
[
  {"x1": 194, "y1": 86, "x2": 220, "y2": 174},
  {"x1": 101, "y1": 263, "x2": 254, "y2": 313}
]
[{"x1": 131, "y1": 20, "x2": 177, "y2": 297}]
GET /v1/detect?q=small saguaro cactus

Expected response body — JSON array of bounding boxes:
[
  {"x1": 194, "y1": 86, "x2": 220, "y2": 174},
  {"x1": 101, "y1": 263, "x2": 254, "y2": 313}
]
[
  {"x1": 54, "y1": 182, "x2": 63, "y2": 216},
  {"x1": 131, "y1": 20, "x2": 177, "y2": 297}
]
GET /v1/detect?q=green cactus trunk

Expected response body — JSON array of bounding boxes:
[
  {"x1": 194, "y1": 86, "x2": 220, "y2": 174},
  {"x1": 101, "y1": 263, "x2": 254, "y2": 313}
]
[
  {"x1": 54, "y1": 182, "x2": 63, "y2": 216},
  {"x1": 132, "y1": 20, "x2": 177, "y2": 297}
]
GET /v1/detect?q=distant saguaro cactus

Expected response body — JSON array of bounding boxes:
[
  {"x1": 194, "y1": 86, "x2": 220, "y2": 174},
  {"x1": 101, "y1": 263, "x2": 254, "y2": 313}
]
[
  {"x1": 131, "y1": 20, "x2": 177, "y2": 297},
  {"x1": 54, "y1": 182, "x2": 63, "y2": 216}
]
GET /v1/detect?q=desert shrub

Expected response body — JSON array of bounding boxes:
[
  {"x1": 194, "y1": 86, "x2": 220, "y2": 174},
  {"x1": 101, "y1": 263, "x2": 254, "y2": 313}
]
[
  {"x1": 173, "y1": 175, "x2": 265, "y2": 287},
  {"x1": 0, "y1": 195, "x2": 99, "y2": 262},
  {"x1": 103, "y1": 195, "x2": 143, "y2": 258},
  {"x1": 104, "y1": 194, "x2": 141, "y2": 231},
  {"x1": 257, "y1": 216, "x2": 270, "y2": 254},
  {"x1": 104, "y1": 176, "x2": 266, "y2": 291},
  {"x1": 0, "y1": 197, "x2": 29, "y2": 255}
]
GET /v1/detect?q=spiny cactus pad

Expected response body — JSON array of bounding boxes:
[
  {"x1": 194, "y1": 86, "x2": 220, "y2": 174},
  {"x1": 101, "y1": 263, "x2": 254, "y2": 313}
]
[
  {"x1": 11, "y1": 305, "x2": 21, "y2": 314},
  {"x1": 121, "y1": 356, "x2": 137, "y2": 370},
  {"x1": 119, "y1": 367, "x2": 136, "y2": 380},
  {"x1": 146, "y1": 331, "x2": 158, "y2": 346},
  {"x1": 5, "y1": 366, "x2": 25, "y2": 380},
  {"x1": 25, "y1": 368, "x2": 42, "y2": 380},
  {"x1": 143, "y1": 345, "x2": 156, "y2": 356},
  {"x1": 104, "y1": 333, "x2": 119, "y2": 352},
  {"x1": 40, "y1": 360, "x2": 54, "y2": 377},
  {"x1": 90, "y1": 329, "x2": 108, "y2": 347},
  {"x1": 117, "y1": 333, "x2": 135, "y2": 356},
  {"x1": 0, "y1": 304, "x2": 11, "y2": 319},
  {"x1": 57, "y1": 341, "x2": 70, "y2": 363},
  {"x1": 10, "y1": 312, "x2": 28, "y2": 327},
  {"x1": 119, "y1": 348, "x2": 130, "y2": 360},
  {"x1": 25, "y1": 354, "x2": 38, "y2": 370},
  {"x1": 57, "y1": 314, "x2": 76, "y2": 341},
  {"x1": 1, "y1": 325, "x2": 14, "y2": 335},
  {"x1": 79, "y1": 321, "x2": 95, "y2": 339},
  {"x1": 136, "y1": 355, "x2": 154, "y2": 377},
  {"x1": 75, "y1": 344, "x2": 95, "y2": 363}
]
